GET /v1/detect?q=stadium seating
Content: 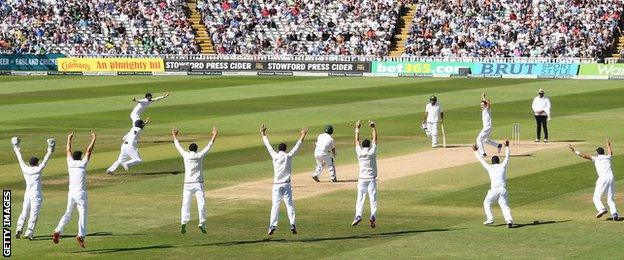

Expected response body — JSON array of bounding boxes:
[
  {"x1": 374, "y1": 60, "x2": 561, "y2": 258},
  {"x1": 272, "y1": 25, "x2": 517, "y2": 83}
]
[
  {"x1": 196, "y1": 0, "x2": 402, "y2": 56},
  {"x1": 402, "y1": 0, "x2": 623, "y2": 58},
  {"x1": 0, "y1": 0, "x2": 199, "y2": 55}
]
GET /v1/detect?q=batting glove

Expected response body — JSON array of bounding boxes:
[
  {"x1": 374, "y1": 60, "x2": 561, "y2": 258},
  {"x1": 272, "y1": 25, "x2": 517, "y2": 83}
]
[
  {"x1": 47, "y1": 138, "x2": 56, "y2": 152},
  {"x1": 11, "y1": 137, "x2": 20, "y2": 146}
]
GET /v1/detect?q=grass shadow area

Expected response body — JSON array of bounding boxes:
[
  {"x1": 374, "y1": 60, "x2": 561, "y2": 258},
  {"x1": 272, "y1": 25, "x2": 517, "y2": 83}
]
[
  {"x1": 489, "y1": 220, "x2": 571, "y2": 228},
  {"x1": 33, "y1": 231, "x2": 145, "y2": 241}
]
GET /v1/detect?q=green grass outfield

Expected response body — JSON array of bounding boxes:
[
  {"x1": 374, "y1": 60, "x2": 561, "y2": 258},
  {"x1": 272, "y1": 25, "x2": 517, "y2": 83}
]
[{"x1": 1, "y1": 76, "x2": 623, "y2": 259}]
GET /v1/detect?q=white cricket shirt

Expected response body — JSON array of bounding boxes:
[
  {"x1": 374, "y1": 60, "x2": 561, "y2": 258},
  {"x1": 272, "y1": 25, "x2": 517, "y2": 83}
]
[
  {"x1": 475, "y1": 147, "x2": 510, "y2": 188},
  {"x1": 67, "y1": 156, "x2": 89, "y2": 192},
  {"x1": 174, "y1": 139, "x2": 214, "y2": 183},
  {"x1": 314, "y1": 133, "x2": 334, "y2": 154},
  {"x1": 263, "y1": 136, "x2": 302, "y2": 184},
  {"x1": 14, "y1": 147, "x2": 52, "y2": 192},
  {"x1": 591, "y1": 155, "x2": 614, "y2": 180},
  {"x1": 482, "y1": 107, "x2": 492, "y2": 127},
  {"x1": 531, "y1": 96, "x2": 551, "y2": 116},
  {"x1": 356, "y1": 144, "x2": 378, "y2": 179},
  {"x1": 425, "y1": 103, "x2": 443, "y2": 123},
  {"x1": 131, "y1": 98, "x2": 152, "y2": 117},
  {"x1": 123, "y1": 126, "x2": 143, "y2": 147}
]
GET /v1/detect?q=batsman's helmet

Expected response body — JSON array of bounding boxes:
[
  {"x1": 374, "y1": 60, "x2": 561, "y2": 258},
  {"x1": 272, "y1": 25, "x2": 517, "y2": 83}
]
[
  {"x1": 324, "y1": 125, "x2": 334, "y2": 135},
  {"x1": 134, "y1": 119, "x2": 145, "y2": 128},
  {"x1": 430, "y1": 95, "x2": 437, "y2": 102}
]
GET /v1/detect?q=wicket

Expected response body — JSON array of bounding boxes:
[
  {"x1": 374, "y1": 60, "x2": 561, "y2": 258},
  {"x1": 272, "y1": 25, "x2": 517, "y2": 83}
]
[{"x1": 512, "y1": 122, "x2": 520, "y2": 145}]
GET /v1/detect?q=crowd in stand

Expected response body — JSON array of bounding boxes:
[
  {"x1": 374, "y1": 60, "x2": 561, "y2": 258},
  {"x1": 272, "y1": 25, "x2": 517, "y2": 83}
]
[
  {"x1": 403, "y1": 0, "x2": 623, "y2": 58},
  {"x1": 197, "y1": 0, "x2": 402, "y2": 56},
  {"x1": 0, "y1": 0, "x2": 199, "y2": 55}
]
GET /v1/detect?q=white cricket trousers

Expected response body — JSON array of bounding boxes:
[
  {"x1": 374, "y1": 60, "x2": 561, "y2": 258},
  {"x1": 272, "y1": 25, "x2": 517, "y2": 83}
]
[
  {"x1": 313, "y1": 153, "x2": 336, "y2": 179},
  {"x1": 107, "y1": 144, "x2": 142, "y2": 173},
  {"x1": 476, "y1": 126, "x2": 500, "y2": 155},
  {"x1": 483, "y1": 187, "x2": 513, "y2": 223},
  {"x1": 593, "y1": 178, "x2": 618, "y2": 214},
  {"x1": 355, "y1": 179, "x2": 378, "y2": 219},
  {"x1": 17, "y1": 191, "x2": 42, "y2": 234},
  {"x1": 181, "y1": 183, "x2": 206, "y2": 225},
  {"x1": 269, "y1": 182, "x2": 296, "y2": 228},
  {"x1": 426, "y1": 122, "x2": 438, "y2": 147},
  {"x1": 130, "y1": 112, "x2": 140, "y2": 124},
  {"x1": 55, "y1": 191, "x2": 88, "y2": 237}
]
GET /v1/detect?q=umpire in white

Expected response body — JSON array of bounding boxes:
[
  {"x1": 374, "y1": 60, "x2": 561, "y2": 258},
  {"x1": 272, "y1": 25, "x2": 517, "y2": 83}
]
[{"x1": 531, "y1": 89, "x2": 551, "y2": 142}]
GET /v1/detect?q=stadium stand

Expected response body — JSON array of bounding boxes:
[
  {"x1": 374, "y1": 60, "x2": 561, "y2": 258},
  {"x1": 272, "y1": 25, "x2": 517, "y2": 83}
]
[
  {"x1": 0, "y1": 0, "x2": 200, "y2": 54},
  {"x1": 401, "y1": 0, "x2": 623, "y2": 58},
  {"x1": 196, "y1": 0, "x2": 402, "y2": 56}
]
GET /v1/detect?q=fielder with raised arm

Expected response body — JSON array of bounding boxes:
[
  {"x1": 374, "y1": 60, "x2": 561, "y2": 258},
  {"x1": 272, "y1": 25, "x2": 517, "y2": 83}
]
[
  {"x1": 12, "y1": 137, "x2": 55, "y2": 240},
  {"x1": 106, "y1": 118, "x2": 149, "y2": 175},
  {"x1": 476, "y1": 93, "x2": 502, "y2": 157},
  {"x1": 312, "y1": 125, "x2": 337, "y2": 182},
  {"x1": 53, "y1": 131, "x2": 96, "y2": 248},
  {"x1": 261, "y1": 123, "x2": 307, "y2": 235},
  {"x1": 172, "y1": 127, "x2": 218, "y2": 234},
  {"x1": 472, "y1": 140, "x2": 514, "y2": 228},
  {"x1": 130, "y1": 92, "x2": 169, "y2": 123},
  {"x1": 351, "y1": 121, "x2": 378, "y2": 228},
  {"x1": 568, "y1": 140, "x2": 619, "y2": 221},
  {"x1": 422, "y1": 95, "x2": 443, "y2": 148}
]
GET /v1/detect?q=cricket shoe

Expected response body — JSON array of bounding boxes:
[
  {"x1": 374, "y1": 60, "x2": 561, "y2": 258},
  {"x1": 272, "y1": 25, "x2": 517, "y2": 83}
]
[
  {"x1": 497, "y1": 144, "x2": 503, "y2": 153},
  {"x1": 312, "y1": 176, "x2": 320, "y2": 182},
  {"x1": 268, "y1": 226, "x2": 276, "y2": 236},
  {"x1": 106, "y1": 170, "x2": 114, "y2": 175},
  {"x1": 369, "y1": 216, "x2": 376, "y2": 228},
  {"x1": 76, "y1": 236, "x2": 85, "y2": 248},
  {"x1": 534, "y1": 139, "x2": 540, "y2": 143},
  {"x1": 331, "y1": 177, "x2": 338, "y2": 183},
  {"x1": 506, "y1": 222, "x2": 514, "y2": 228},
  {"x1": 351, "y1": 216, "x2": 362, "y2": 226},
  {"x1": 15, "y1": 228, "x2": 22, "y2": 239},
  {"x1": 596, "y1": 209, "x2": 608, "y2": 218},
  {"x1": 53, "y1": 231, "x2": 60, "y2": 244},
  {"x1": 24, "y1": 230, "x2": 33, "y2": 241},
  {"x1": 612, "y1": 213, "x2": 620, "y2": 221},
  {"x1": 483, "y1": 220, "x2": 494, "y2": 225},
  {"x1": 180, "y1": 224, "x2": 187, "y2": 234},
  {"x1": 199, "y1": 224, "x2": 207, "y2": 234},
  {"x1": 121, "y1": 163, "x2": 129, "y2": 171},
  {"x1": 544, "y1": 139, "x2": 548, "y2": 143},
  {"x1": 290, "y1": 224, "x2": 297, "y2": 234}
]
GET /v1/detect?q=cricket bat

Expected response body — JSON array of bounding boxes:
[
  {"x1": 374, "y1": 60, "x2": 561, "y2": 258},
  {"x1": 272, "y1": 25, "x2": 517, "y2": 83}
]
[{"x1": 441, "y1": 122, "x2": 446, "y2": 148}]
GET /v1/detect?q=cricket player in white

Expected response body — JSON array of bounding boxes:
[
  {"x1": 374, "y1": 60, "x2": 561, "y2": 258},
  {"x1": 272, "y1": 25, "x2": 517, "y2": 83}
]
[
  {"x1": 12, "y1": 137, "x2": 55, "y2": 240},
  {"x1": 568, "y1": 140, "x2": 619, "y2": 221},
  {"x1": 531, "y1": 89, "x2": 551, "y2": 143},
  {"x1": 261, "y1": 123, "x2": 307, "y2": 235},
  {"x1": 106, "y1": 118, "x2": 149, "y2": 175},
  {"x1": 130, "y1": 92, "x2": 169, "y2": 123},
  {"x1": 422, "y1": 95, "x2": 444, "y2": 148},
  {"x1": 351, "y1": 121, "x2": 378, "y2": 228},
  {"x1": 472, "y1": 140, "x2": 514, "y2": 228},
  {"x1": 476, "y1": 93, "x2": 502, "y2": 157},
  {"x1": 312, "y1": 125, "x2": 337, "y2": 182},
  {"x1": 53, "y1": 131, "x2": 97, "y2": 248},
  {"x1": 172, "y1": 127, "x2": 218, "y2": 234}
]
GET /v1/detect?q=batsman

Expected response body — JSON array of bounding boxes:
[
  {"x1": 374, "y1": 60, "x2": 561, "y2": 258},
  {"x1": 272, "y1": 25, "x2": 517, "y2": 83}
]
[{"x1": 422, "y1": 95, "x2": 444, "y2": 148}]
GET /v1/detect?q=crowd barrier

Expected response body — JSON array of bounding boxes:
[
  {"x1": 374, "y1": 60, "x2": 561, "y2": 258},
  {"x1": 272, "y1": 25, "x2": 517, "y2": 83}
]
[{"x1": 2, "y1": 55, "x2": 624, "y2": 79}]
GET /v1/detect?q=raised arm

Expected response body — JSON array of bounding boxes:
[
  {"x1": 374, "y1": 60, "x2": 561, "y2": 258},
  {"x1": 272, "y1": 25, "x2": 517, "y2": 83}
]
[
  {"x1": 501, "y1": 140, "x2": 511, "y2": 167},
  {"x1": 171, "y1": 128, "x2": 186, "y2": 155},
  {"x1": 132, "y1": 97, "x2": 139, "y2": 103},
  {"x1": 66, "y1": 132, "x2": 74, "y2": 158},
  {"x1": 37, "y1": 142, "x2": 55, "y2": 170},
  {"x1": 568, "y1": 144, "x2": 592, "y2": 161},
  {"x1": 482, "y1": 92, "x2": 490, "y2": 108},
  {"x1": 152, "y1": 93, "x2": 170, "y2": 101},
  {"x1": 11, "y1": 137, "x2": 27, "y2": 168},
  {"x1": 288, "y1": 127, "x2": 308, "y2": 156},
  {"x1": 198, "y1": 126, "x2": 218, "y2": 156},
  {"x1": 370, "y1": 121, "x2": 377, "y2": 144},
  {"x1": 143, "y1": 117, "x2": 151, "y2": 127},
  {"x1": 607, "y1": 139, "x2": 613, "y2": 156},
  {"x1": 260, "y1": 123, "x2": 277, "y2": 157},
  {"x1": 354, "y1": 120, "x2": 361, "y2": 146},
  {"x1": 85, "y1": 131, "x2": 97, "y2": 160}
]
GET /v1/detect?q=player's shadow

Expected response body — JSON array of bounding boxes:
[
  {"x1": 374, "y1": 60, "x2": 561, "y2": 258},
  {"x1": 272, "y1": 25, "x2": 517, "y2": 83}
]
[
  {"x1": 75, "y1": 244, "x2": 174, "y2": 254},
  {"x1": 549, "y1": 140, "x2": 585, "y2": 143},
  {"x1": 605, "y1": 217, "x2": 623, "y2": 222},
  {"x1": 129, "y1": 171, "x2": 182, "y2": 176},
  {"x1": 490, "y1": 220, "x2": 571, "y2": 228},
  {"x1": 33, "y1": 231, "x2": 144, "y2": 241},
  {"x1": 294, "y1": 228, "x2": 458, "y2": 242},
  {"x1": 509, "y1": 154, "x2": 533, "y2": 157}
]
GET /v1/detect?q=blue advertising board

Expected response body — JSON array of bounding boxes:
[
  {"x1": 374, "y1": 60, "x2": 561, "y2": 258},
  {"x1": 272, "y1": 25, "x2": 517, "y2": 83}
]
[
  {"x1": 475, "y1": 62, "x2": 578, "y2": 76},
  {"x1": 0, "y1": 54, "x2": 65, "y2": 71}
]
